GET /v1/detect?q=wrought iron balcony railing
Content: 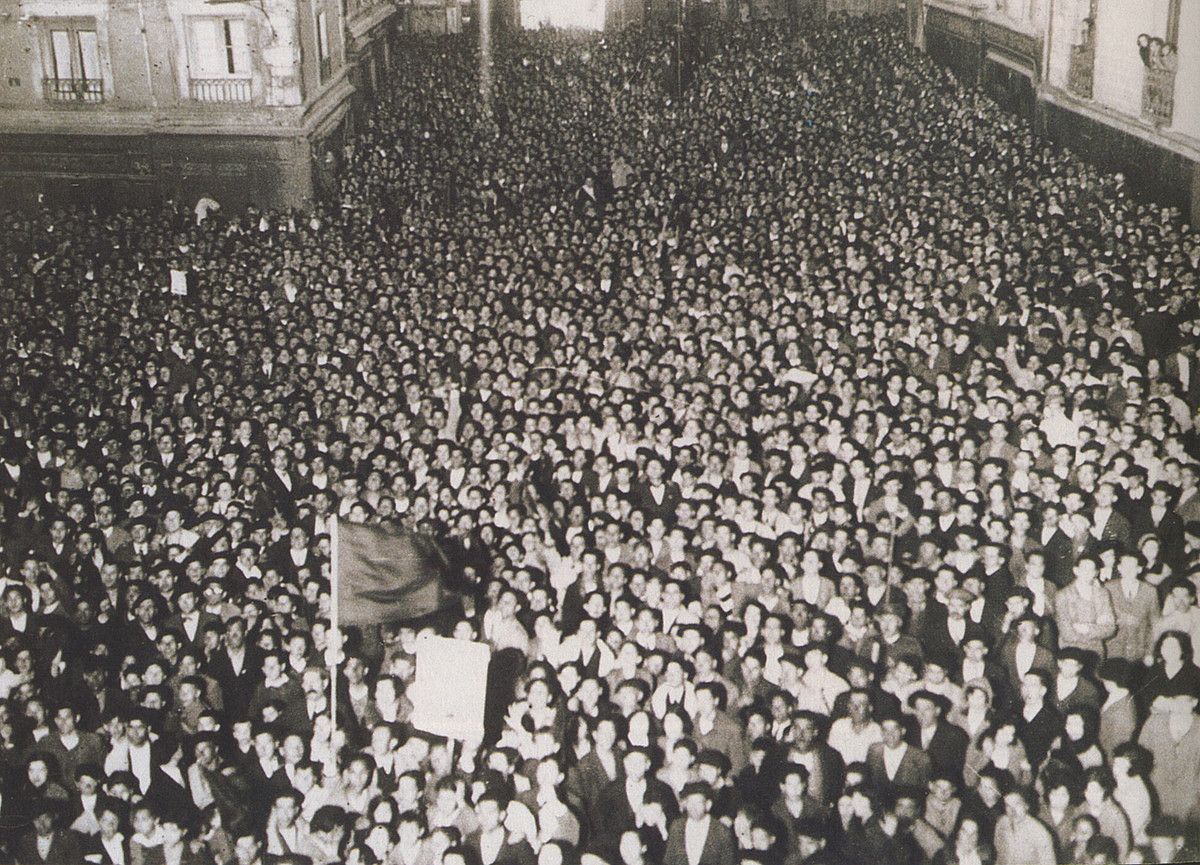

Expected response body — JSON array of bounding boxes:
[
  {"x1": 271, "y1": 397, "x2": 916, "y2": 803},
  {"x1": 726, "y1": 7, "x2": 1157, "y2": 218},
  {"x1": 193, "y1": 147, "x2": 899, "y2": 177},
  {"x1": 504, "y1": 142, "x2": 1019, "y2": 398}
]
[
  {"x1": 1067, "y1": 43, "x2": 1094, "y2": 99},
  {"x1": 1142, "y1": 66, "x2": 1175, "y2": 125},
  {"x1": 189, "y1": 77, "x2": 252, "y2": 103},
  {"x1": 43, "y1": 77, "x2": 103, "y2": 103}
]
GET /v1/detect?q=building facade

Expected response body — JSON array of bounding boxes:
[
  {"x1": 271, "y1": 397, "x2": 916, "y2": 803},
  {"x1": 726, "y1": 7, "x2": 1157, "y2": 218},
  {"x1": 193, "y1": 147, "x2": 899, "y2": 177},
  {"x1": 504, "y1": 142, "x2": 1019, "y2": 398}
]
[
  {"x1": 913, "y1": 0, "x2": 1200, "y2": 224},
  {"x1": 0, "y1": 0, "x2": 355, "y2": 210},
  {"x1": 343, "y1": 0, "x2": 462, "y2": 143}
]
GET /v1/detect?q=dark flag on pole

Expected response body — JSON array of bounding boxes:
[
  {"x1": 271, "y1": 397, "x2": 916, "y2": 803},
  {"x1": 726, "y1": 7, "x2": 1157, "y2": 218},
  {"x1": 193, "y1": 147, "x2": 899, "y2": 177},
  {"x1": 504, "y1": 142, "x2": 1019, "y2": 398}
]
[{"x1": 334, "y1": 521, "x2": 458, "y2": 627}]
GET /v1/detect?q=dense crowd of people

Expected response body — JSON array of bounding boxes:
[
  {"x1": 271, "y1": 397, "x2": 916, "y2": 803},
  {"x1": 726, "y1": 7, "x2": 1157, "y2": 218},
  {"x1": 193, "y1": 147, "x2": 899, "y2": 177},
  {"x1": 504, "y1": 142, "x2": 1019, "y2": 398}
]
[{"x1": 1, "y1": 10, "x2": 1200, "y2": 865}]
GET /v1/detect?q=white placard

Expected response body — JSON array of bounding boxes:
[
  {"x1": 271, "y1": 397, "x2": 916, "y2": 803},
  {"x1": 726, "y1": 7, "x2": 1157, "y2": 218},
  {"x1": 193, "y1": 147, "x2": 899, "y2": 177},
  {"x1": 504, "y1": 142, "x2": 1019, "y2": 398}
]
[
  {"x1": 170, "y1": 268, "x2": 189, "y2": 296},
  {"x1": 409, "y1": 636, "x2": 490, "y2": 742}
]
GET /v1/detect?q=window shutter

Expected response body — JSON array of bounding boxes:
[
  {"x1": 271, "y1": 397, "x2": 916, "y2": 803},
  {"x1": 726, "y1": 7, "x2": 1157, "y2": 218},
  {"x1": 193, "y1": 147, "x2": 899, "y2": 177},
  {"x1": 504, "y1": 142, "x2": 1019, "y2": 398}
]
[
  {"x1": 226, "y1": 18, "x2": 250, "y2": 75},
  {"x1": 191, "y1": 18, "x2": 223, "y2": 77},
  {"x1": 77, "y1": 30, "x2": 100, "y2": 81},
  {"x1": 50, "y1": 29, "x2": 73, "y2": 80}
]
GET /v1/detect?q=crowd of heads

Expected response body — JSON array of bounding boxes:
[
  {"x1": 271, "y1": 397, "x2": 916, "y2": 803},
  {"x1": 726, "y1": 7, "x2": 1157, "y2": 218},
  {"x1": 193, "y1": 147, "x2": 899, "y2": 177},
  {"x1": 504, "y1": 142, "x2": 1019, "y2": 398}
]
[{"x1": 1, "y1": 9, "x2": 1199, "y2": 865}]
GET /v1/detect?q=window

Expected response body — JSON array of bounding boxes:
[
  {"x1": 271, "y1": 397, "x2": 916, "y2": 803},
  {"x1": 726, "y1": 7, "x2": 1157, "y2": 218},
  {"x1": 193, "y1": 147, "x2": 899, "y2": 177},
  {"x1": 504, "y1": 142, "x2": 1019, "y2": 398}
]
[
  {"x1": 43, "y1": 24, "x2": 102, "y2": 103},
  {"x1": 191, "y1": 18, "x2": 250, "y2": 77},
  {"x1": 317, "y1": 10, "x2": 332, "y2": 83},
  {"x1": 188, "y1": 17, "x2": 252, "y2": 102}
]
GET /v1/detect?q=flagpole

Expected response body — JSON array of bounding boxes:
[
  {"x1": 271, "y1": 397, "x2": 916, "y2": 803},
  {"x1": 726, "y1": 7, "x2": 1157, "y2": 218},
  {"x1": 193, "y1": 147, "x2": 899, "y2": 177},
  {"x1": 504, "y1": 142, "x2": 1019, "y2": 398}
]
[{"x1": 329, "y1": 515, "x2": 340, "y2": 760}]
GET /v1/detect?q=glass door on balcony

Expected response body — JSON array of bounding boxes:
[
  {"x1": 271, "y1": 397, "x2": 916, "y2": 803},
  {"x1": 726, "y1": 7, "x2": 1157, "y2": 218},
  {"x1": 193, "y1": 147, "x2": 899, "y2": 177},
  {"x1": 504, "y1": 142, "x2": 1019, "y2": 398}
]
[
  {"x1": 46, "y1": 26, "x2": 103, "y2": 102},
  {"x1": 51, "y1": 30, "x2": 72, "y2": 80},
  {"x1": 189, "y1": 17, "x2": 252, "y2": 102}
]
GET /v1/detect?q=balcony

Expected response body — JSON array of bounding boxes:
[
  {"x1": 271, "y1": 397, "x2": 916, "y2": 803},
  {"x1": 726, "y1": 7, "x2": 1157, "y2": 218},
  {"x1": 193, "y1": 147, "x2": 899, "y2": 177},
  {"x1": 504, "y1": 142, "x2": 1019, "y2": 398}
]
[
  {"x1": 1066, "y1": 43, "x2": 1094, "y2": 99},
  {"x1": 189, "y1": 78, "x2": 252, "y2": 103},
  {"x1": 1141, "y1": 66, "x2": 1175, "y2": 125},
  {"x1": 43, "y1": 77, "x2": 103, "y2": 103}
]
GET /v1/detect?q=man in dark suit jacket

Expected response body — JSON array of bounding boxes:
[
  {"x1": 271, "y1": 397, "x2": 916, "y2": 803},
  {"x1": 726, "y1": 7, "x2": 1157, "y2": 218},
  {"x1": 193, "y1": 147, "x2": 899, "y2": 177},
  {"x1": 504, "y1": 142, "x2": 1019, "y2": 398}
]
[
  {"x1": 663, "y1": 783, "x2": 737, "y2": 865},
  {"x1": 15, "y1": 801, "x2": 83, "y2": 864},
  {"x1": 1015, "y1": 669, "x2": 1064, "y2": 770},
  {"x1": 32, "y1": 518, "x2": 74, "y2": 578},
  {"x1": 207, "y1": 616, "x2": 262, "y2": 713},
  {"x1": 999, "y1": 616, "x2": 1057, "y2": 696},
  {"x1": 1148, "y1": 482, "x2": 1188, "y2": 573},
  {"x1": 772, "y1": 764, "x2": 828, "y2": 857},
  {"x1": 593, "y1": 746, "x2": 678, "y2": 861},
  {"x1": 790, "y1": 711, "x2": 846, "y2": 807},
  {"x1": 164, "y1": 584, "x2": 218, "y2": 649},
  {"x1": 1039, "y1": 507, "x2": 1076, "y2": 588},
  {"x1": 561, "y1": 710, "x2": 619, "y2": 825},
  {"x1": 266, "y1": 527, "x2": 314, "y2": 585},
  {"x1": 444, "y1": 527, "x2": 493, "y2": 585},
  {"x1": 0, "y1": 441, "x2": 43, "y2": 505},
  {"x1": 1085, "y1": 483, "x2": 1134, "y2": 554},
  {"x1": 0, "y1": 583, "x2": 42, "y2": 646},
  {"x1": 924, "y1": 589, "x2": 988, "y2": 666},
  {"x1": 466, "y1": 791, "x2": 536, "y2": 865},
  {"x1": 74, "y1": 661, "x2": 131, "y2": 732},
  {"x1": 266, "y1": 451, "x2": 301, "y2": 520},
  {"x1": 907, "y1": 690, "x2": 969, "y2": 786},
  {"x1": 242, "y1": 724, "x2": 291, "y2": 830},
  {"x1": 633, "y1": 456, "x2": 682, "y2": 524},
  {"x1": 865, "y1": 715, "x2": 932, "y2": 798}
]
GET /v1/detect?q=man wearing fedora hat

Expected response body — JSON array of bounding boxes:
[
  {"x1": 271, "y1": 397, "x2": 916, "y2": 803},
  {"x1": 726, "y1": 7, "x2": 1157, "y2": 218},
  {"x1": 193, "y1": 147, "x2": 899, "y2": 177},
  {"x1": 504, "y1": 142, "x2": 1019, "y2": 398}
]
[
  {"x1": 908, "y1": 689, "x2": 968, "y2": 787},
  {"x1": 13, "y1": 798, "x2": 82, "y2": 865},
  {"x1": 925, "y1": 587, "x2": 987, "y2": 666}
]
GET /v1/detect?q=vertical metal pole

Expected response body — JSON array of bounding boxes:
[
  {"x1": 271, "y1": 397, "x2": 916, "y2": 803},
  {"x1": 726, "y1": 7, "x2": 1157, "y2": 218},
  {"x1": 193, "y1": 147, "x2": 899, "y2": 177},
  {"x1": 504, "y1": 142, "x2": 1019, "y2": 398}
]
[
  {"x1": 673, "y1": 0, "x2": 684, "y2": 98},
  {"x1": 479, "y1": 0, "x2": 493, "y2": 117},
  {"x1": 329, "y1": 516, "x2": 340, "y2": 750}
]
